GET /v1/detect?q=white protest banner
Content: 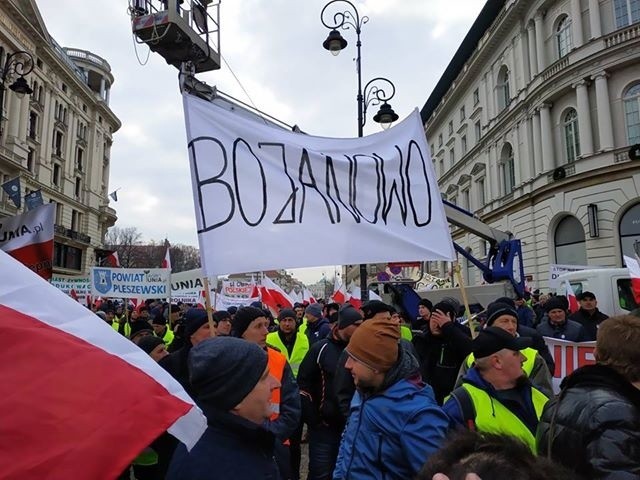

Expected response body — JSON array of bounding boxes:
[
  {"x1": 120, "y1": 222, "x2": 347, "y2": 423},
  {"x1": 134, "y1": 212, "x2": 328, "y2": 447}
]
[
  {"x1": 51, "y1": 274, "x2": 90, "y2": 304},
  {"x1": 183, "y1": 94, "x2": 455, "y2": 277},
  {"x1": 170, "y1": 269, "x2": 218, "y2": 304},
  {"x1": 548, "y1": 263, "x2": 592, "y2": 290},
  {"x1": 544, "y1": 337, "x2": 596, "y2": 393},
  {"x1": 215, "y1": 293, "x2": 260, "y2": 311},
  {"x1": 0, "y1": 203, "x2": 54, "y2": 279},
  {"x1": 222, "y1": 280, "x2": 254, "y2": 297},
  {"x1": 90, "y1": 267, "x2": 170, "y2": 299}
]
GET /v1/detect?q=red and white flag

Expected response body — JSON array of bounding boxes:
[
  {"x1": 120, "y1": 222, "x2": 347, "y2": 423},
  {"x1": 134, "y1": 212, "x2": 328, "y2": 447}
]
[
  {"x1": 261, "y1": 276, "x2": 293, "y2": 309},
  {"x1": 0, "y1": 203, "x2": 54, "y2": 280},
  {"x1": 564, "y1": 281, "x2": 579, "y2": 314},
  {"x1": 106, "y1": 251, "x2": 121, "y2": 267},
  {"x1": 331, "y1": 277, "x2": 348, "y2": 304},
  {"x1": 161, "y1": 244, "x2": 172, "y2": 270},
  {"x1": 624, "y1": 255, "x2": 640, "y2": 304},
  {"x1": 302, "y1": 288, "x2": 317, "y2": 304},
  {"x1": 0, "y1": 249, "x2": 206, "y2": 478}
]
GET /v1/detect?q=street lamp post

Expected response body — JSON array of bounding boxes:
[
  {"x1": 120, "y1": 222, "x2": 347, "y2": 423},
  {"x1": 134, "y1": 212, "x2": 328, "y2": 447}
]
[
  {"x1": 321, "y1": 0, "x2": 399, "y2": 302},
  {"x1": 0, "y1": 50, "x2": 34, "y2": 135}
]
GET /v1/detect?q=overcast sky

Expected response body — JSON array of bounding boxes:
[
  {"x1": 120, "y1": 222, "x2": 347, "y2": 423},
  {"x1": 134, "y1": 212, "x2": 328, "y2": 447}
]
[{"x1": 38, "y1": 0, "x2": 484, "y2": 284}]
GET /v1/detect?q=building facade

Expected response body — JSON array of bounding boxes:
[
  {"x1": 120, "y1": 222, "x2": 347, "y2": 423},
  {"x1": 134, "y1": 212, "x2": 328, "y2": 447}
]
[
  {"x1": 0, "y1": 0, "x2": 120, "y2": 275},
  {"x1": 421, "y1": 0, "x2": 640, "y2": 291}
]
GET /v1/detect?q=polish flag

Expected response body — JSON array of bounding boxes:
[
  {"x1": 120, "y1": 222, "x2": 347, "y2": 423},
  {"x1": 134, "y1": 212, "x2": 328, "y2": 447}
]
[
  {"x1": 69, "y1": 288, "x2": 79, "y2": 302},
  {"x1": 161, "y1": 244, "x2": 172, "y2": 270},
  {"x1": 302, "y1": 288, "x2": 317, "y2": 304},
  {"x1": 0, "y1": 249, "x2": 206, "y2": 478},
  {"x1": 106, "y1": 251, "x2": 121, "y2": 267},
  {"x1": 331, "y1": 278, "x2": 348, "y2": 305},
  {"x1": 261, "y1": 276, "x2": 293, "y2": 309},
  {"x1": 564, "y1": 281, "x2": 579, "y2": 314},
  {"x1": 258, "y1": 286, "x2": 277, "y2": 316},
  {"x1": 623, "y1": 255, "x2": 640, "y2": 304},
  {"x1": 249, "y1": 284, "x2": 260, "y2": 299},
  {"x1": 348, "y1": 285, "x2": 362, "y2": 310}
]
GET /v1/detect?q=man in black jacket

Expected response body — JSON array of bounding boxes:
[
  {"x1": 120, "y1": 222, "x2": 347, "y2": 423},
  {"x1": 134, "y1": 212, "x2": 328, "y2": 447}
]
[
  {"x1": 537, "y1": 314, "x2": 640, "y2": 477},
  {"x1": 568, "y1": 291, "x2": 609, "y2": 341},
  {"x1": 412, "y1": 301, "x2": 473, "y2": 404},
  {"x1": 298, "y1": 305, "x2": 363, "y2": 480}
]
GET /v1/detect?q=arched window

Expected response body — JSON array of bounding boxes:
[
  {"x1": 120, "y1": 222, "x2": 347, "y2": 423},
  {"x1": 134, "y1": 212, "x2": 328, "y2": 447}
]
[
  {"x1": 619, "y1": 203, "x2": 640, "y2": 260},
  {"x1": 564, "y1": 109, "x2": 580, "y2": 162},
  {"x1": 497, "y1": 66, "x2": 511, "y2": 111},
  {"x1": 624, "y1": 82, "x2": 640, "y2": 145},
  {"x1": 614, "y1": 0, "x2": 640, "y2": 29},
  {"x1": 556, "y1": 16, "x2": 573, "y2": 57},
  {"x1": 500, "y1": 144, "x2": 516, "y2": 194},
  {"x1": 555, "y1": 216, "x2": 587, "y2": 265}
]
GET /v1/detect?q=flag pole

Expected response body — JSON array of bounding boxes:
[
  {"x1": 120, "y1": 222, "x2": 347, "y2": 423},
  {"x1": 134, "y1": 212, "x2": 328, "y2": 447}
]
[
  {"x1": 202, "y1": 277, "x2": 216, "y2": 336},
  {"x1": 453, "y1": 261, "x2": 477, "y2": 338}
]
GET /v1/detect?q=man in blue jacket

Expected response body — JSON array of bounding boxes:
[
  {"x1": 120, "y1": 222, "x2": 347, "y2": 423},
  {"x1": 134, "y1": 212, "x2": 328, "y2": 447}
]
[{"x1": 333, "y1": 309, "x2": 448, "y2": 480}]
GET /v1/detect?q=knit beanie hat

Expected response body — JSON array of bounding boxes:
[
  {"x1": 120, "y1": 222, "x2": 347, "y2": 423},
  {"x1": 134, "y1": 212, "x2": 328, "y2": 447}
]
[
  {"x1": 418, "y1": 298, "x2": 433, "y2": 311},
  {"x1": 346, "y1": 317, "x2": 400, "y2": 371},
  {"x1": 485, "y1": 302, "x2": 518, "y2": 326},
  {"x1": 184, "y1": 308, "x2": 209, "y2": 338},
  {"x1": 305, "y1": 303, "x2": 323, "y2": 319},
  {"x1": 213, "y1": 310, "x2": 231, "y2": 322},
  {"x1": 189, "y1": 337, "x2": 268, "y2": 411},
  {"x1": 433, "y1": 301, "x2": 457, "y2": 320},
  {"x1": 137, "y1": 335, "x2": 165, "y2": 355},
  {"x1": 231, "y1": 306, "x2": 267, "y2": 338},
  {"x1": 130, "y1": 321, "x2": 153, "y2": 340},
  {"x1": 494, "y1": 296, "x2": 516, "y2": 308},
  {"x1": 361, "y1": 300, "x2": 394, "y2": 320},
  {"x1": 277, "y1": 308, "x2": 297, "y2": 321},
  {"x1": 545, "y1": 296, "x2": 567, "y2": 313},
  {"x1": 151, "y1": 313, "x2": 167, "y2": 326},
  {"x1": 338, "y1": 304, "x2": 363, "y2": 329}
]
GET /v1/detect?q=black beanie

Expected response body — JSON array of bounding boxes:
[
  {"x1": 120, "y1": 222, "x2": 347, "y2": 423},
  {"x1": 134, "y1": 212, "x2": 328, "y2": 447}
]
[
  {"x1": 338, "y1": 304, "x2": 363, "y2": 329},
  {"x1": 137, "y1": 335, "x2": 165, "y2": 355},
  {"x1": 433, "y1": 301, "x2": 457, "y2": 320},
  {"x1": 213, "y1": 310, "x2": 231, "y2": 322},
  {"x1": 494, "y1": 296, "x2": 516, "y2": 308},
  {"x1": 418, "y1": 298, "x2": 433, "y2": 311},
  {"x1": 545, "y1": 296, "x2": 567, "y2": 313},
  {"x1": 231, "y1": 306, "x2": 266, "y2": 338},
  {"x1": 151, "y1": 313, "x2": 167, "y2": 326},
  {"x1": 485, "y1": 302, "x2": 518, "y2": 326},
  {"x1": 184, "y1": 308, "x2": 209, "y2": 338},
  {"x1": 277, "y1": 308, "x2": 297, "y2": 321},
  {"x1": 130, "y1": 321, "x2": 153, "y2": 340},
  {"x1": 361, "y1": 300, "x2": 393, "y2": 320},
  {"x1": 189, "y1": 337, "x2": 268, "y2": 410}
]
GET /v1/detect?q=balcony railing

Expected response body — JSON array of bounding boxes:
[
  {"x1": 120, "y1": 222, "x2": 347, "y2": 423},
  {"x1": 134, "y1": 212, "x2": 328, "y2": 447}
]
[
  {"x1": 605, "y1": 23, "x2": 640, "y2": 48},
  {"x1": 54, "y1": 224, "x2": 91, "y2": 244}
]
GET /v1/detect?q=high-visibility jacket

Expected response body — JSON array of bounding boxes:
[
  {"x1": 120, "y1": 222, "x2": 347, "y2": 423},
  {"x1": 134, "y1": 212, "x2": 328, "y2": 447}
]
[
  {"x1": 465, "y1": 346, "x2": 538, "y2": 377},
  {"x1": 156, "y1": 326, "x2": 175, "y2": 348},
  {"x1": 298, "y1": 317, "x2": 308, "y2": 335},
  {"x1": 462, "y1": 382, "x2": 548, "y2": 451},
  {"x1": 267, "y1": 347, "x2": 287, "y2": 421},
  {"x1": 400, "y1": 325, "x2": 413, "y2": 341},
  {"x1": 111, "y1": 320, "x2": 131, "y2": 338},
  {"x1": 266, "y1": 331, "x2": 309, "y2": 378}
]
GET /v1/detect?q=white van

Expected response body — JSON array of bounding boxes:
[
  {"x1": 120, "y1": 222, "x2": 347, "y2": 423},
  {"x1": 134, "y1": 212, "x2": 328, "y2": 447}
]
[{"x1": 556, "y1": 268, "x2": 638, "y2": 317}]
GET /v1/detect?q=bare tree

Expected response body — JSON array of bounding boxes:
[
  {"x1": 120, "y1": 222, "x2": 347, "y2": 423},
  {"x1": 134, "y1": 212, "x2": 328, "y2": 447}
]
[{"x1": 104, "y1": 227, "x2": 143, "y2": 268}]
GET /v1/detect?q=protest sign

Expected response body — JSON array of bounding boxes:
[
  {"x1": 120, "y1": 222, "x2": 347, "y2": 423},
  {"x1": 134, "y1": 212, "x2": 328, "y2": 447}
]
[
  {"x1": 543, "y1": 336, "x2": 596, "y2": 393},
  {"x1": 90, "y1": 267, "x2": 170, "y2": 299},
  {"x1": 51, "y1": 274, "x2": 90, "y2": 304},
  {"x1": 549, "y1": 263, "x2": 592, "y2": 290}
]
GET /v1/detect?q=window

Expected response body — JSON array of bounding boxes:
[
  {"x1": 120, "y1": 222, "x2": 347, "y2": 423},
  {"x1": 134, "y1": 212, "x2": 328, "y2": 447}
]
[
  {"x1": 450, "y1": 195, "x2": 457, "y2": 206},
  {"x1": 76, "y1": 148, "x2": 84, "y2": 172},
  {"x1": 462, "y1": 189, "x2": 470, "y2": 210},
  {"x1": 75, "y1": 177, "x2": 82, "y2": 198},
  {"x1": 624, "y1": 82, "x2": 640, "y2": 145},
  {"x1": 497, "y1": 66, "x2": 511, "y2": 111},
  {"x1": 27, "y1": 148, "x2": 35, "y2": 173},
  {"x1": 476, "y1": 178, "x2": 486, "y2": 207},
  {"x1": 36, "y1": 58, "x2": 43, "y2": 69},
  {"x1": 619, "y1": 203, "x2": 640, "y2": 261},
  {"x1": 501, "y1": 144, "x2": 516, "y2": 194},
  {"x1": 49, "y1": 200, "x2": 63, "y2": 224},
  {"x1": 449, "y1": 148, "x2": 455, "y2": 167},
  {"x1": 475, "y1": 121, "x2": 482, "y2": 142},
  {"x1": 461, "y1": 135, "x2": 468, "y2": 155},
  {"x1": 564, "y1": 109, "x2": 581, "y2": 162},
  {"x1": 53, "y1": 242, "x2": 82, "y2": 271},
  {"x1": 28, "y1": 112, "x2": 38, "y2": 139},
  {"x1": 54, "y1": 131, "x2": 64, "y2": 157},
  {"x1": 555, "y1": 216, "x2": 587, "y2": 265},
  {"x1": 71, "y1": 209, "x2": 83, "y2": 232},
  {"x1": 53, "y1": 163, "x2": 61, "y2": 186},
  {"x1": 430, "y1": 144, "x2": 435, "y2": 156},
  {"x1": 614, "y1": 0, "x2": 640, "y2": 28},
  {"x1": 460, "y1": 106, "x2": 466, "y2": 121},
  {"x1": 439, "y1": 158, "x2": 444, "y2": 176},
  {"x1": 448, "y1": 121, "x2": 454, "y2": 135},
  {"x1": 473, "y1": 88, "x2": 480, "y2": 106},
  {"x1": 62, "y1": 83, "x2": 67, "y2": 93},
  {"x1": 438, "y1": 133, "x2": 443, "y2": 147},
  {"x1": 556, "y1": 16, "x2": 573, "y2": 57}
]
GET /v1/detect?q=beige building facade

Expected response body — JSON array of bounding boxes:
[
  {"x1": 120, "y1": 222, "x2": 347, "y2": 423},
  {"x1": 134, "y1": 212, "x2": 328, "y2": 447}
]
[
  {"x1": 421, "y1": 0, "x2": 640, "y2": 291},
  {"x1": 0, "y1": 0, "x2": 120, "y2": 274}
]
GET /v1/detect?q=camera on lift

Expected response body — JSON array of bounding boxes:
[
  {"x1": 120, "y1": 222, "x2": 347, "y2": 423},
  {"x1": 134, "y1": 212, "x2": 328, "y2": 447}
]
[{"x1": 130, "y1": 0, "x2": 221, "y2": 73}]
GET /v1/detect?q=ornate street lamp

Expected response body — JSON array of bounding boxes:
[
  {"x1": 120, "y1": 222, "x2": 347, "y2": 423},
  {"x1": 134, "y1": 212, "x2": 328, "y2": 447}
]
[
  {"x1": 321, "y1": 0, "x2": 399, "y2": 301},
  {"x1": 0, "y1": 50, "x2": 34, "y2": 132}
]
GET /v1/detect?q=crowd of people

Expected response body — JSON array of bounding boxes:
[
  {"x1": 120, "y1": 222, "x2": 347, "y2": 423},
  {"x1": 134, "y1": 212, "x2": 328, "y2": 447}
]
[{"x1": 89, "y1": 288, "x2": 640, "y2": 479}]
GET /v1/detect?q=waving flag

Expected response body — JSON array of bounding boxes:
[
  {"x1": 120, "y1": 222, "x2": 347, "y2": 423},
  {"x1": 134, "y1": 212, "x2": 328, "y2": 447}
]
[
  {"x1": 162, "y1": 242, "x2": 172, "y2": 270},
  {"x1": 1, "y1": 176, "x2": 21, "y2": 208},
  {"x1": 0, "y1": 249, "x2": 206, "y2": 478},
  {"x1": 331, "y1": 277, "x2": 348, "y2": 304},
  {"x1": 624, "y1": 255, "x2": 640, "y2": 304},
  {"x1": 564, "y1": 281, "x2": 579, "y2": 314},
  {"x1": 261, "y1": 275, "x2": 293, "y2": 309},
  {"x1": 302, "y1": 288, "x2": 317, "y2": 304},
  {"x1": 106, "y1": 251, "x2": 121, "y2": 267}
]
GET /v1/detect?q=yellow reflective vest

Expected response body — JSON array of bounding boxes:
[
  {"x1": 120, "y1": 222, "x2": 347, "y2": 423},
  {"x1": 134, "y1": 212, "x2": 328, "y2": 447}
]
[
  {"x1": 465, "y1": 346, "x2": 538, "y2": 377},
  {"x1": 266, "y1": 331, "x2": 309, "y2": 378},
  {"x1": 400, "y1": 325, "x2": 413, "y2": 341},
  {"x1": 462, "y1": 382, "x2": 548, "y2": 451},
  {"x1": 111, "y1": 320, "x2": 131, "y2": 338},
  {"x1": 155, "y1": 326, "x2": 174, "y2": 348}
]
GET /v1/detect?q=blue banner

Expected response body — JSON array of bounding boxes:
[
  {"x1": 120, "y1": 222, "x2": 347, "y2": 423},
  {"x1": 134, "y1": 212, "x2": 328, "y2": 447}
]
[
  {"x1": 24, "y1": 190, "x2": 44, "y2": 211},
  {"x1": 1, "y1": 177, "x2": 21, "y2": 208}
]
